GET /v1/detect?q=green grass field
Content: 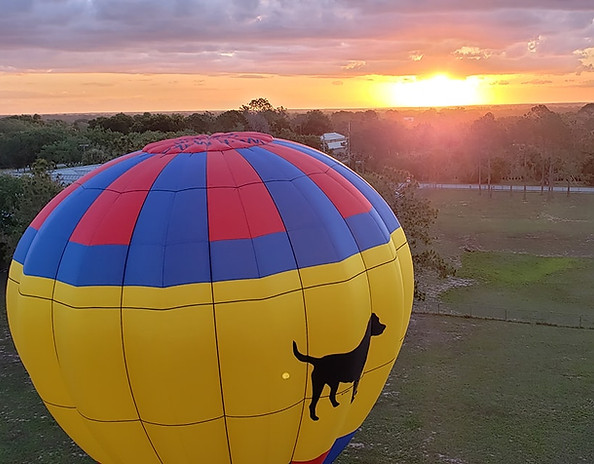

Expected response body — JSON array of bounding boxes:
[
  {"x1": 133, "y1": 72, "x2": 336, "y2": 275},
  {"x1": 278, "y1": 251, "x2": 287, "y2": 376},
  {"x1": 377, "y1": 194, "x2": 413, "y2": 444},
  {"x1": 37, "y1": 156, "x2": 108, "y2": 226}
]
[
  {"x1": 337, "y1": 314, "x2": 594, "y2": 464},
  {"x1": 2, "y1": 189, "x2": 593, "y2": 463},
  {"x1": 418, "y1": 190, "x2": 594, "y2": 328},
  {"x1": 420, "y1": 189, "x2": 594, "y2": 259}
]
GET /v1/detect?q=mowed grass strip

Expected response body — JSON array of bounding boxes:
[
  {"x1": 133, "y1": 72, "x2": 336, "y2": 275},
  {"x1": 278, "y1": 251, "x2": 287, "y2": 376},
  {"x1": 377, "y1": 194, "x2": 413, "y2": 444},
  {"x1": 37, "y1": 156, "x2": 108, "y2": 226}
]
[
  {"x1": 337, "y1": 314, "x2": 594, "y2": 464},
  {"x1": 441, "y1": 251, "x2": 594, "y2": 325}
]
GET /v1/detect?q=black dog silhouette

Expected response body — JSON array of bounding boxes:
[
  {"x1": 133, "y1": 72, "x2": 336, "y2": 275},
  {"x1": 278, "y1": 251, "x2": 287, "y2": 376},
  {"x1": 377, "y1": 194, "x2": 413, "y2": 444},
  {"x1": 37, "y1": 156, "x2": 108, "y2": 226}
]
[{"x1": 293, "y1": 313, "x2": 386, "y2": 421}]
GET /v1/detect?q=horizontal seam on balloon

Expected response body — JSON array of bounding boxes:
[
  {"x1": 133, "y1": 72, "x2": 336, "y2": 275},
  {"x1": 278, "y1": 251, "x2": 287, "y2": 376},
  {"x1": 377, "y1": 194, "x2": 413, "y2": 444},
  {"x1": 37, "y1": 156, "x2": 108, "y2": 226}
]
[
  {"x1": 139, "y1": 415, "x2": 228, "y2": 427},
  {"x1": 362, "y1": 356, "x2": 397, "y2": 376},
  {"x1": 75, "y1": 411, "x2": 143, "y2": 423},
  {"x1": 78, "y1": 177, "x2": 322, "y2": 192},
  {"x1": 223, "y1": 400, "x2": 307, "y2": 419},
  {"x1": 42, "y1": 399, "x2": 76, "y2": 409}
]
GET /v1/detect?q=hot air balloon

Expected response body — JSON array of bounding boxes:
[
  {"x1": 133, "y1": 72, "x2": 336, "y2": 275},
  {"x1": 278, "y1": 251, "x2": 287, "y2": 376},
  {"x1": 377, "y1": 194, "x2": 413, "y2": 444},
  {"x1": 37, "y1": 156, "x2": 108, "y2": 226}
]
[{"x1": 6, "y1": 132, "x2": 414, "y2": 463}]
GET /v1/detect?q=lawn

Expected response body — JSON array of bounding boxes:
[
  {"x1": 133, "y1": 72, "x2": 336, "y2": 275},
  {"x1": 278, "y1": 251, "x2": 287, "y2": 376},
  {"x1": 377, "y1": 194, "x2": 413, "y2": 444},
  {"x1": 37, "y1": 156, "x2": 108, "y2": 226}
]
[
  {"x1": 440, "y1": 251, "x2": 594, "y2": 327},
  {"x1": 337, "y1": 314, "x2": 594, "y2": 464},
  {"x1": 417, "y1": 189, "x2": 594, "y2": 327},
  {"x1": 419, "y1": 189, "x2": 594, "y2": 258}
]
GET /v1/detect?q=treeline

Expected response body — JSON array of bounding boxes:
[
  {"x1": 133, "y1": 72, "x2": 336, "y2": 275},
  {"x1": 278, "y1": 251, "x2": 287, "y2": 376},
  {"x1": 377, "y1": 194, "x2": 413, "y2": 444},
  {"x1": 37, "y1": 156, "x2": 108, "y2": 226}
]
[
  {"x1": 336, "y1": 103, "x2": 594, "y2": 188},
  {"x1": 0, "y1": 98, "x2": 327, "y2": 170},
  {"x1": 2, "y1": 99, "x2": 593, "y2": 189}
]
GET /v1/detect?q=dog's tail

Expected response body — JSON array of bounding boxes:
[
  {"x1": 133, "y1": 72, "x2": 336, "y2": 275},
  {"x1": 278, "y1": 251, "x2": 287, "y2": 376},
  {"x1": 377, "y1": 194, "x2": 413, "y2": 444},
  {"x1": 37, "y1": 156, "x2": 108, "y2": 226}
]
[{"x1": 292, "y1": 341, "x2": 316, "y2": 364}]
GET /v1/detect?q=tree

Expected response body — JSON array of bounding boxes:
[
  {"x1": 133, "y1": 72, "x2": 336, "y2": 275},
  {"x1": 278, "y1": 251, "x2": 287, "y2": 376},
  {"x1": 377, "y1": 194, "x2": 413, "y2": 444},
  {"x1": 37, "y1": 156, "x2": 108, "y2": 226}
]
[
  {"x1": 215, "y1": 110, "x2": 248, "y2": 132},
  {"x1": 88, "y1": 113, "x2": 134, "y2": 134},
  {"x1": 240, "y1": 97, "x2": 275, "y2": 113},
  {"x1": 0, "y1": 159, "x2": 63, "y2": 267},
  {"x1": 362, "y1": 168, "x2": 455, "y2": 298},
  {"x1": 468, "y1": 112, "x2": 505, "y2": 197},
  {"x1": 274, "y1": 129, "x2": 322, "y2": 150},
  {"x1": 298, "y1": 110, "x2": 333, "y2": 136},
  {"x1": 0, "y1": 125, "x2": 71, "y2": 169},
  {"x1": 522, "y1": 105, "x2": 571, "y2": 195},
  {"x1": 582, "y1": 155, "x2": 594, "y2": 186},
  {"x1": 240, "y1": 98, "x2": 291, "y2": 135},
  {"x1": 186, "y1": 112, "x2": 215, "y2": 134},
  {"x1": 0, "y1": 174, "x2": 24, "y2": 267}
]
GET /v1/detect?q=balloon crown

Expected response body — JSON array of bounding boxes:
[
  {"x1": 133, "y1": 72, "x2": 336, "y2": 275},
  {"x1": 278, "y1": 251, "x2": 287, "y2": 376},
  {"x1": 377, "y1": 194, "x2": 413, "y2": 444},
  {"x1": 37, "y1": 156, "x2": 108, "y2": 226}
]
[{"x1": 144, "y1": 132, "x2": 275, "y2": 154}]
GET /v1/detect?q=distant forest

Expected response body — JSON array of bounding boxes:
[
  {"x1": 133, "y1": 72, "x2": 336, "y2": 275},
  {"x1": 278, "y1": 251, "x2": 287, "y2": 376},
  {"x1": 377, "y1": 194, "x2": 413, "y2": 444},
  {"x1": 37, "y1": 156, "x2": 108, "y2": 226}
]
[{"x1": 1, "y1": 98, "x2": 594, "y2": 188}]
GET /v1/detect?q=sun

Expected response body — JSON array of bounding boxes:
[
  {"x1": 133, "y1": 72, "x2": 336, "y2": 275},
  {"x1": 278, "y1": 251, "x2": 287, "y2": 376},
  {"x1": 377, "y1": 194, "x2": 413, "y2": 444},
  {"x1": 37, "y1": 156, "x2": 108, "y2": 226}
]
[{"x1": 385, "y1": 74, "x2": 488, "y2": 107}]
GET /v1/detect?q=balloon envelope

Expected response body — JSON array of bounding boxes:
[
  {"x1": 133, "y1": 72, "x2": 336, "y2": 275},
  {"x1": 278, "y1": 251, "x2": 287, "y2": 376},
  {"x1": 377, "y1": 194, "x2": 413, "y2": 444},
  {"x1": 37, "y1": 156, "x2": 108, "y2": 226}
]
[{"x1": 6, "y1": 132, "x2": 413, "y2": 463}]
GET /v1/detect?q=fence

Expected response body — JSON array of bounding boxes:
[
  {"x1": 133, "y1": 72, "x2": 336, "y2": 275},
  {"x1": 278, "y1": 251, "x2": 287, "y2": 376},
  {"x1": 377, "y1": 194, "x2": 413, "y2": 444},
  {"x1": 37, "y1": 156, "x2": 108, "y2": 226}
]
[{"x1": 413, "y1": 302, "x2": 594, "y2": 330}]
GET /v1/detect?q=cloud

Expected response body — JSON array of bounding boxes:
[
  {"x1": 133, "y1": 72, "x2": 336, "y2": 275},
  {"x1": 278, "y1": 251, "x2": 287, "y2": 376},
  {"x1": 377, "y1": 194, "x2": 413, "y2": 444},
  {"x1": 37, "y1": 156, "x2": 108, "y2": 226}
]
[
  {"x1": 0, "y1": 0, "x2": 592, "y2": 79},
  {"x1": 521, "y1": 79, "x2": 553, "y2": 85},
  {"x1": 341, "y1": 60, "x2": 366, "y2": 71},
  {"x1": 232, "y1": 74, "x2": 270, "y2": 79},
  {"x1": 454, "y1": 46, "x2": 492, "y2": 60}
]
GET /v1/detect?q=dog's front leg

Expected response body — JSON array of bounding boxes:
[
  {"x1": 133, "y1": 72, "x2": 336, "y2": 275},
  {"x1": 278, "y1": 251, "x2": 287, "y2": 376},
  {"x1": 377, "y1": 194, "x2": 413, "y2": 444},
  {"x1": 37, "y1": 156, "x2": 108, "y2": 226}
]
[{"x1": 309, "y1": 375, "x2": 324, "y2": 421}]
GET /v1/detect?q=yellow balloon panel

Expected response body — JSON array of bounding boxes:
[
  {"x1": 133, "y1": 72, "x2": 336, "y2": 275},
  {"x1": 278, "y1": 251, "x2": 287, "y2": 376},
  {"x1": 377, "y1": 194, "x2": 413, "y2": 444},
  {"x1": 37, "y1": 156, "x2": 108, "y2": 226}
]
[
  {"x1": 397, "y1": 243, "x2": 415, "y2": 332},
  {"x1": 52, "y1": 303, "x2": 137, "y2": 421},
  {"x1": 302, "y1": 272, "x2": 372, "y2": 357},
  {"x1": 6, "y1": 277, "x2": 74, "y2": 407},
  {"x1": 292, "y1": 386, "x2": 353, "y2": 461},
  {"x1": 216, "y1": 291, "x2": 308, "y2": 416},
  {"x1": 122, "y1": 305, "x2": 224, "y2": 425},
  {"x1": 145, "y1": 419, "x2": 230, "y2": 464},
  {"x1": 46, "y1": 404, "x2": 113, "y2": 464},
  {"x1": 365, "y1": 259, "x2": 406, "y2": 369},
  {"x1": 81, "y1": 419, "x2": 161, "y2": 464},
  {"x1": 227, "y1": 405, "x2": 303, "y2": 464}
]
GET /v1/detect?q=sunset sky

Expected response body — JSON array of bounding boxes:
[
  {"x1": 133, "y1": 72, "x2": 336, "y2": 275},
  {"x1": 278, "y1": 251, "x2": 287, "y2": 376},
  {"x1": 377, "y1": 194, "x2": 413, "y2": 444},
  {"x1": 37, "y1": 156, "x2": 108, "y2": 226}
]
[{"x1": 1, "y1": 0, "x2": 594, "y2": 114}]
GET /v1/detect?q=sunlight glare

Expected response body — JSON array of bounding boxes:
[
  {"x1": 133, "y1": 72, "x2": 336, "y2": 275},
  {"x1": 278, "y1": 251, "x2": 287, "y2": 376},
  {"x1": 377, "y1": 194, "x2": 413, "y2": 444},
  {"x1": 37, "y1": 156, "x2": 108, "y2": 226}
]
[{"x1": 387, "y1": 74, "x2": 487, "y2": 107}]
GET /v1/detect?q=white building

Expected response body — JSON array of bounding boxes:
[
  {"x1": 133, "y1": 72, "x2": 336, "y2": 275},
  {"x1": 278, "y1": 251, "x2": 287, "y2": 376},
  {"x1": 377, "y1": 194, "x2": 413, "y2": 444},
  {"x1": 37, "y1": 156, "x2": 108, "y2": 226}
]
[{"x1": 320, "y1": 132, "x2": 348, "y2": 158}]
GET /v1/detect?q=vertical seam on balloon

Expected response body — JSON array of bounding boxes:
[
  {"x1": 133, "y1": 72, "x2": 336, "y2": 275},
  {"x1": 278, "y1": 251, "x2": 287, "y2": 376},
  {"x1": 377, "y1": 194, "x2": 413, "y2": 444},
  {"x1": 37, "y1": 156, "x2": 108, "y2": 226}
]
[
  {"x1": 160, "y1": 188, "x2": 178, "y2": 287},
  {"x1": 225, "y1": 149, "x2": 262, "y2": 277},
  {"x1": 117, "y1": 153, "x2": 178, "y2": 464},
  {"x1": 239, "y1": 146, "x2": 310, "y2": 463},
  {"x1": 205, "y1": 150, "x2": 235, "y2": 464}
]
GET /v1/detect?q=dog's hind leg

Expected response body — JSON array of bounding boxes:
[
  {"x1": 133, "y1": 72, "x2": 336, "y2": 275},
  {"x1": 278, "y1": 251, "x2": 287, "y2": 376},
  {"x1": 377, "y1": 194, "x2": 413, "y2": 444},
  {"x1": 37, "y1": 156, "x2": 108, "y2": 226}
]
[{"x1": 329, "y1": 382, "x2": 340, "y2": 408}]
